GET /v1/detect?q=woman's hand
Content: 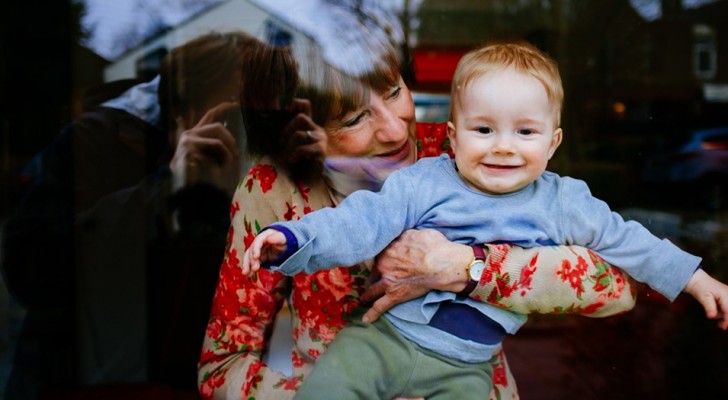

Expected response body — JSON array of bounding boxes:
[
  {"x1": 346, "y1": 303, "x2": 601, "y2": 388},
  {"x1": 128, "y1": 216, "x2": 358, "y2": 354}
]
[
  {"x1": 169, "y1": 101, "x2": 242, "y2": 197},
  {"x1": 361, "y1": 229, "x2": 473, "y2": 323},
  {"x1": 278, "y1": 98, "x2": 327, "y2": 164}
]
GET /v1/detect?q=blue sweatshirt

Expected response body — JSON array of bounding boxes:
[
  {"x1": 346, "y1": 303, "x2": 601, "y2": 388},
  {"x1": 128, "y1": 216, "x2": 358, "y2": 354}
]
[{"x1": 270, "y1": 154, "x2": 700, "y2": 362}]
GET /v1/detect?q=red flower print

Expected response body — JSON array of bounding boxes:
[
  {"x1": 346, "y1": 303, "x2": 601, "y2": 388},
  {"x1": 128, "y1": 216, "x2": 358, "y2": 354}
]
[
  {"x1": 482, "y1": 245, "x2": 522, "y2": 306},
  {"x1": 416, "y1": 122, "x2": 453, "y2": 159},
  {"x1": 581, "y1": 294, "x2": 607, "y2": 315},
  {"x1": 212, "y1": 252, "x2": 246, "y2": 322},
  {"x1": 226, "y1": 225, "x2": 235, "y2": 248},
  {"x1": 242, "y1": 361, "x2": 264, "y2": 396},
  {"x1": 307, "y1": 348, "x2": 321, "y2": 360},
  {"x1": 230, "y1": 200, "x2": 240, "y2": 218},
  {"x1": 556, "y1": 256, "x2": 588, "y2": 299},
  {"x1": 292, "y1": 350, "x2": 305, "y2": 368},
  {"x1": 283, "y1": 202, "x2": 297, "y2": 221},
  {"x1": 199, "y1": 348, "x2": 221, "y2": 366},
  {"x1": 295, "y1": 181, "x2": 311, "y2": 203},
  {"x1": 199, "y1": 369, "x2": 226, "y2": 399},
  {"x1": 492, "y1": 356, "x2": 508, "y2": 386},
  {"x1": 316, "y1": 268, "x2": 354, "y2": 301},
  {"x1": 518, "y1": 254, "x2": 538, "y2": 296},
  {"x1": 242, "y1": 217, "x2": 258, "y2": 249},
  {"x1": 247, "y1": 164, "x2": 277, "y2": 193},
  {"x1": 275, "y1": 375, "x2": 303, "y2": 391},
  {"x1": 291, "y1": 268, "x2": 360, "y2": 344},
  {"x1": 205, "y1": 319, "x2": 223, "y2": 342},
  {"x1": 482, "y1": 244, "x2": 510, "y2": 284}
]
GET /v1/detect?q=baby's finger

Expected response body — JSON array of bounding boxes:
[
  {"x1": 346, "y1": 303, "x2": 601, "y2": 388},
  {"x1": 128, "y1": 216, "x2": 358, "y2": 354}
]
[
  {"x1": 716, "y1": 295, "x2": 728, "y2": 330},
  {"x1": 698, "y1": 292, "x2": 719, "y2": 319},
  {"x1": 241, "y1": 249, "x2": 251, "y2": 275}
]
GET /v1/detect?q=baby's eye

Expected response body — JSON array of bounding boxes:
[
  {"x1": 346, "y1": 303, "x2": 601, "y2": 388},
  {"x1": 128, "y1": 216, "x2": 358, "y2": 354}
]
[
  {"x1": 477, "y1": 126, "x2": 493, "y2": 134},
  {"x1": 518, "y1": 129, "x2": 535, "y2": 135}
]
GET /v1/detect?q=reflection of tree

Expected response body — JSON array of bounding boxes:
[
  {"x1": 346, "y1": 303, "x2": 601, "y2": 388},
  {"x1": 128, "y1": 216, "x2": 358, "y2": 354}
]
[
  {"x1": 414, "y1": 0, "x2": 562, "y2": 47},
  {"x1": 107, "y1": 0, "x2": 221, "y2": 59}
]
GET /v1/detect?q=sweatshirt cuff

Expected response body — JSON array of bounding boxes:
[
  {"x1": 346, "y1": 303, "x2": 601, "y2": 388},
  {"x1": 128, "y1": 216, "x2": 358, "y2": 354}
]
[{"x1": 261, "y1": 225, "x2": 299, "y2": 269}]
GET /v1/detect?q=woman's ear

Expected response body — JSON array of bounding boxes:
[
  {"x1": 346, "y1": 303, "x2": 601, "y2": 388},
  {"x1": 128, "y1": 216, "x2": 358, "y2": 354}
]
[
  {"x1": 547, "y1": 128, "x2": 563, "y2": 160},
  {"x1": 447, "y1": 121, "x2": 457, "y2": 153}
]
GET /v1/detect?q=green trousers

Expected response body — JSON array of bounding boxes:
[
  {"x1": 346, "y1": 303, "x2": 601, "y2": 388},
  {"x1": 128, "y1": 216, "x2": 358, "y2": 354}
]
[{"x1": 294, "y1": 309, "x2": 494, "y2": 400}]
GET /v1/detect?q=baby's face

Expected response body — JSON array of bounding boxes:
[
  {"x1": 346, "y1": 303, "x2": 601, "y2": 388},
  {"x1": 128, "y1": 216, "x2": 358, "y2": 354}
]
[{"x1": 447, "y1": 67, "x2": 562, "y2": 195}]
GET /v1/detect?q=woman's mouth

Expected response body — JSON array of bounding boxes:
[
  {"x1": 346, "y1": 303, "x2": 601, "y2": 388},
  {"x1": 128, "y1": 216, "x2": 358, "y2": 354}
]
[{"x1": 376, "y1": 140, "x2": 411, "y2": 161}]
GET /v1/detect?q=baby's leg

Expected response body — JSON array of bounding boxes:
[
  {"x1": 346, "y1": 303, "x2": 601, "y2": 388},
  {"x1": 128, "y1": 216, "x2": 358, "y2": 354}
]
[
  {"x1": 401, "y1": 345, "x2": 494, "y2": 400},
  {"x1": 294, "y1": 316, "x2": 418, "y2": 400}
]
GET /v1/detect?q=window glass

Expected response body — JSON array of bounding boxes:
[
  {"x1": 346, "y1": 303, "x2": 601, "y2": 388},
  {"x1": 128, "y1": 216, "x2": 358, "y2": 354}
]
[{"x1": 1, "y1": 1, "x2": 727, "y2": 398}]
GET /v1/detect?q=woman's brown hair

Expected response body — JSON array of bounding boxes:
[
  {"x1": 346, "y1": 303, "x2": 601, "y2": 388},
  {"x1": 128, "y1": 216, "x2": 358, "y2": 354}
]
[{"x1": 158, "y1": 31, "x2": 258, "y2": 134}]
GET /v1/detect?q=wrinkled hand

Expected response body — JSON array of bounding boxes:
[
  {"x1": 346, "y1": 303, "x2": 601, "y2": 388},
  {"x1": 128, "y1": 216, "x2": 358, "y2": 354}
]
[
  {"x1": 361, "y1": 229, "x2": 472, "y2": 323},
  {"x1": 277, "y1": 98, "x2": 326, "y2": 164},
  {"x1": 170, "y1": 101, "x2": 242, "y2": 196},
  {"x1": 684, "y1": 268, "x2": 728, "y2": 330}
]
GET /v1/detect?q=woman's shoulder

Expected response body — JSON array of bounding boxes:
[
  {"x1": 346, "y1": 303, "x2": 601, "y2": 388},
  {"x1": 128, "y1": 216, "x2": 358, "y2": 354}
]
[
  {"x1": 236, "y1": 156, "x2": 332, "y2": 219},
  {"x1": 242, "y1": 156, "x2": 291, "y2": 196}
]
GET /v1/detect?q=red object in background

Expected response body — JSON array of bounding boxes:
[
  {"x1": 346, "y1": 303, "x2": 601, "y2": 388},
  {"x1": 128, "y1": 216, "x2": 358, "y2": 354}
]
[{"x1": 412, "y1": 48, "x2": 468, "y2": 91}]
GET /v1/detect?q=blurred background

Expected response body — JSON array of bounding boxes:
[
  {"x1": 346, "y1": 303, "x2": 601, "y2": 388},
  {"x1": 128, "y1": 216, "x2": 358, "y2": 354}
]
[{"x1": 1, "y1": 0, "x2": 727, "y2": 399}]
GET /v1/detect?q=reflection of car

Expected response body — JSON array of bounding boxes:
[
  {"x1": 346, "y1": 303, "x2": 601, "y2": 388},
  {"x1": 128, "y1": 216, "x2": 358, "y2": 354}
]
[
  {"x1": 643, "y1": 126, "x2": 728, "y2": 209},
  {"x1": 643, "y1": 126, "x2": 728, "y2": 184},
  {"x1": 413, "y1": 92, "x2": 450, "y2": 123}
]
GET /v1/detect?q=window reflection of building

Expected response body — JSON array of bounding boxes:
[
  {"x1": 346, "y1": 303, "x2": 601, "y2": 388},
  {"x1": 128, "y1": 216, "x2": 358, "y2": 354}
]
[{"x1": 693, "y1": 24, "x2": 717, "y2": 80}]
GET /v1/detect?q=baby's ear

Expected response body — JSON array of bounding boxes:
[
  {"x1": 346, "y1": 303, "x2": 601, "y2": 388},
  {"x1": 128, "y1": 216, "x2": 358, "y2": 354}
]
[
  {"x1": 547, "y1": 128, "x2": 563, "y2": 160},
  {"x1": 447, "y1": 121, "x2": 457, "y2": 152}
]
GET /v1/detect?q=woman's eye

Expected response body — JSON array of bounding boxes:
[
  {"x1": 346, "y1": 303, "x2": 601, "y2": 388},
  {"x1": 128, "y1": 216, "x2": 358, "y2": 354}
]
[
  {"x1": 341, "y1": 112, "x2": 366, "y2": 128},
  {"x1": 477, "y1": 126, "x2": 493, "y2": 134},
  {"x1": 386, "y1": 85, "x2": 402, "y2": 100}
]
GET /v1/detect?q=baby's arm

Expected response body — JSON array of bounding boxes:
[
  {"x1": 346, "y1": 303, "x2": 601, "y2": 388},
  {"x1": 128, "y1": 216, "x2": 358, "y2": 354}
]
[
  {"x1": 683, "y1": 268, "x2": 728, "y2": 330},
  {"x1": 242, "y1": 228, "x2": 288, "y2": 276}
]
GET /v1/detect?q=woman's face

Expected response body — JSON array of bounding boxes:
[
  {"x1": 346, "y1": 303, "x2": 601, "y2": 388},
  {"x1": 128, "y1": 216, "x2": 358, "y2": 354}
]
[{"x1": 323, "y1": 77, "x2": 417, "y2": 164}]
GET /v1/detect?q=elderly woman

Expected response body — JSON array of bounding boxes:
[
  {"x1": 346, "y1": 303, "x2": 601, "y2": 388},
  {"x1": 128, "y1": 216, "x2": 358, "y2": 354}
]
[{"x1": 197, "y1": 10, "x2": 635, "y2": 400}]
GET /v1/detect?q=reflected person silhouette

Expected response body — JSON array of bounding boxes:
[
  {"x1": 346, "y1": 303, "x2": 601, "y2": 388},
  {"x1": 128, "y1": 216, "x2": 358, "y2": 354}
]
[{"x1": 1, "y1": 30, "x2": 322, "y2": 398}]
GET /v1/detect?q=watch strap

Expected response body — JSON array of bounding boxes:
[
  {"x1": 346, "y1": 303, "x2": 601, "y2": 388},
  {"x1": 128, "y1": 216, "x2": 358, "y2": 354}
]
[
  {"x1": 457, "y1": 245, "x2": 486, "y2": 299},
  {"x1": 471, "y1": 244, "x2": 486, "y2": 261}
]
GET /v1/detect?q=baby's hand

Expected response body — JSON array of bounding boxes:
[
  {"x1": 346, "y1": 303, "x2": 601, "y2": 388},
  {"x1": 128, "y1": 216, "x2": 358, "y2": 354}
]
[
  {"x1": 242, "y1": 229, "x2": 288, "y2": 276},
  {"x1": 684, "y1": 268, "x2": 728, "y2": 330}
]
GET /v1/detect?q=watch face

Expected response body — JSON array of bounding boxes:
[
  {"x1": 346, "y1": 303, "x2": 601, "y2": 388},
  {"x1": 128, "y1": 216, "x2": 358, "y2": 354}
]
[{"x1": 469, "y1": 260, "x2": 486, "y2": 281}]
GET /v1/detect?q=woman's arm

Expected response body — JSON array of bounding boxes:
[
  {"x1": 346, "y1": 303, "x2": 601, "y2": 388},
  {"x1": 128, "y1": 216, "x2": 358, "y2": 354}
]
[
  {"x1": 362, "y1": 229, "x2": 636, "y2": 322},
  {"x1": 471, "y1": 243, "x2": 636, "y2": 317},
  {"x1": 198, "y1": 161, "x2": 299, "y2": 400}
]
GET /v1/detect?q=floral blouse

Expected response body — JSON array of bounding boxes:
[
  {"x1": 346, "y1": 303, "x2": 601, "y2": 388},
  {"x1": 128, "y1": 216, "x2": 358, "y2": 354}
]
[{"x1": 197, "y1": 123, "x2": 637, "y2": 400}]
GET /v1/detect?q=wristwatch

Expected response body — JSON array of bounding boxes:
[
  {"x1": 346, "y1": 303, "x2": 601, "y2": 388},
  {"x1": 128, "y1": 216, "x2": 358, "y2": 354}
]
[{"x1": 457, "y1": 245, "x2": 486, "y2": 299}]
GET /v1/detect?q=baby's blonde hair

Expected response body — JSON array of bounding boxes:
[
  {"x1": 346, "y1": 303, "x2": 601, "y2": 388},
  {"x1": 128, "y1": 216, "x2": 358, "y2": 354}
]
[{"x1": 450, "y1": 40, "x2": 563, "y2": 126}]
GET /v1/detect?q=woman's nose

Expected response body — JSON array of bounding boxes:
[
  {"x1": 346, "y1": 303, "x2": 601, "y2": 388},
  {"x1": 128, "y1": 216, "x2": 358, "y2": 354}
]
[{"x1": 374, "y1": 107, "x2": 406, "y2": 144}]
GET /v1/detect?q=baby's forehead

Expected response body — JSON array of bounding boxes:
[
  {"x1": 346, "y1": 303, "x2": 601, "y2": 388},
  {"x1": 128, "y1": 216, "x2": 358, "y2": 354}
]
[
  {"x1": 450, "y1": 68, "x2": 561, "y2": 127},
  {"x1": 455, "y1": 69, "x2": 547, "y2": 101}
]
